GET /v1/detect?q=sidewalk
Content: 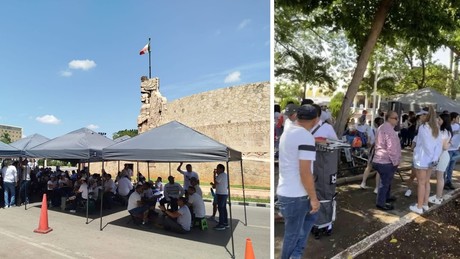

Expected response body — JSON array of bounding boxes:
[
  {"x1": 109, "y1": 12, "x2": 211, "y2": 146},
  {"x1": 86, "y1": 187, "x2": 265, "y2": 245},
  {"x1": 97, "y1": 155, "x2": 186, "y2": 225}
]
[{"x1": 274, "y1": 148, "x2": 460, "y2": 258}]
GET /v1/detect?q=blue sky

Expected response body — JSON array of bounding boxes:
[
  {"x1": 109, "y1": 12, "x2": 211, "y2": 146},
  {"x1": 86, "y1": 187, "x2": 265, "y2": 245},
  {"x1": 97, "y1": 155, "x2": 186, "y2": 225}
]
[{"x1": 0, "y1": 1, "x2": 270, "y2": 139}]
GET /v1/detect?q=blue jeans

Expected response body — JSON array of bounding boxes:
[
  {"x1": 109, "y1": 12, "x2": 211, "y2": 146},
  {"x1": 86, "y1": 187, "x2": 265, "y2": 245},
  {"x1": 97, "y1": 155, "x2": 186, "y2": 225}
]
[
  {"x1": 216, "y1": 194, "x2": 228, "y2": 226},
  {"x1": 445, "y1": 150, "x2": 460, "y2": 185},
  {"x1": 3, "y1": 182, "x2": 16, "y2": 207},
  {"x1": 19, "y1": 180, "x2": 30, "y2": 204},
  {"x1": 373, "y1": 163, "x2": 396, "y2": 207},
  {"x1": 278, "y1": 195, "x2": 318, "y2": 259}
]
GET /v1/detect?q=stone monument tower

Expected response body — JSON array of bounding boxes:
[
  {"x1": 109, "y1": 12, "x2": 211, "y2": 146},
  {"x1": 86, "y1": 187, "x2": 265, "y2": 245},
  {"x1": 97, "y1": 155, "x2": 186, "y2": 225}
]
[{"x1": 137, "y1": 76, "x2": 167, "y2": 133}]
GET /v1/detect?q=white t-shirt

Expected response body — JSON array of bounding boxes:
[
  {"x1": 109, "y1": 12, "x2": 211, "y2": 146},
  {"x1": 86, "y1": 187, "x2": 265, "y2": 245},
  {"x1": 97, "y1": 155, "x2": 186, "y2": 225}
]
[
  {"x1": 413, "y1": 124, "x2": 443, "y2": 168},
  {"x1": 78, "y1": 182, "x2": 89, "y2": 200},
  {"x1": 188, "y1": 192, "x2": 206, "y2": 218},
  {"x1": 311, "y1": 121, "x2": 338, "y2": 140},
  {"x1": 127, "y1": 191, "x2": 142, "y2": 211},
  {"x1": 117, "y1": 177, "x2": 133, "y2": 196},
  {"x1": 178, "y1": 170, "x2": 199, "y2": 190},
  {"x1": 277, "y1": 124, "x2": 316, "y2": 197},
  {"x1": 320, "y1": 110, "x2": 332, "y2": 122},
  {"x1": 215, "y1": 172, "x2": 228, "y2": 195},
  {"x1": 177, "y1": 205, "x2": 191, "y2": 231},
  {"x1": 449, "y1": 123, "x2": 460, "y2": 151},
  {"x1": 284, "y1": 118, "x2": 294, "y2": 132},
  {"x1": 193, "y1": 184, "x2": 203, "y2": 197},
  {"x1": 2, "y1": 165, "x2": 17, "y2": 183},
  {"x1": 47, "y1": 180, "x2": 57, "y2": 190},
  {"x1": 104, "y1": 179, "x2": 117, "y2": 194},
  {"x1": 164, "y1": 182, "x2": 184, "y2": 200}
]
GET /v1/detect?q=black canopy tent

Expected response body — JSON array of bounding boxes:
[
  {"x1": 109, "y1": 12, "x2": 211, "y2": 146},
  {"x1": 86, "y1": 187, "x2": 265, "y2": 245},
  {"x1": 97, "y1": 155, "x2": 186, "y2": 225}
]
[
  {"x1": 102, "y1": 121, "x2": 246, "y2": 258},
  {"x1": 29, "y1": 128, "x2": 116, "y2": 223}
]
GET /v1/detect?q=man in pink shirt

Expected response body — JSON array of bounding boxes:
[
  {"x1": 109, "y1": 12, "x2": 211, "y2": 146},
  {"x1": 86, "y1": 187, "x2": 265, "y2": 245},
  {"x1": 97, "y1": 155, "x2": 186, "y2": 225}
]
[{"x1": 372, "y1": 111, "x2": 402, "y2": 210}]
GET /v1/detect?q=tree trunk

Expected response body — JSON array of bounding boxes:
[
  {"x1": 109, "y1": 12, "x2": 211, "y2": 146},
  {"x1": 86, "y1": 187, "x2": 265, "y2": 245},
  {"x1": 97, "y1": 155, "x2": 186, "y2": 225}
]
[
  {"x1": 455, "y1": 56, "x2": 459, "y2": 100},
  {"x1": 420, "y1": 56, "x2": 426, "y2": 89},
  {"x1": 450, "y1": 50, "x2": 455, "y2": 99},
  {"x1": 334, "y1": 0, "x2": 394, "y2": 136}
]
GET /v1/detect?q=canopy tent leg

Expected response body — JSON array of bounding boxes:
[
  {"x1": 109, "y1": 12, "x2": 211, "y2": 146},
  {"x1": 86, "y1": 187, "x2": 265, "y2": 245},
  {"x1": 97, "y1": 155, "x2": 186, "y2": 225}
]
[
  {"x1": 169, "y1": 162, "x2": 171, "y2": 176},
  {"x1": 147, "y1": 162, "x2": 150, "y2": 181},
  {"x1": 136, "y1": 161, "x2": 139, "y2": 182},
  {"x1": 117, "y1": 161, "x2": 120, "y2": 172},
  {"x1": 227, "y1": 161, "x2": 235, "y2": 259},
  {"x1": 86, "y1": 161, "x2": 90, "y2": 224},
  {"x1": 240, "y1": 160, "x2": 247, "y2": 226},
  {"x1": 100, "y1": 160, "x2": 105, "y2": 231}
]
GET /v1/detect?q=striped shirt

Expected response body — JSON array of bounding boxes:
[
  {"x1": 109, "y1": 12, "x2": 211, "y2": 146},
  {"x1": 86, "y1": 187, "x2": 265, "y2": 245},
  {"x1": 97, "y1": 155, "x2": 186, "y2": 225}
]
[{"x1": 373, "y1": 122, "x2": 401, "y2": 166}]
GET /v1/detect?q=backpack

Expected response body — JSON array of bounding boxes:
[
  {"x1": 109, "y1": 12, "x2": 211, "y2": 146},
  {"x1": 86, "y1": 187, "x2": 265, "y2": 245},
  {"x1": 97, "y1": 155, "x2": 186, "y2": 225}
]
[
  {"x1": 356, "y1": 130, "x2": 368, "y2": 147},
  {"x1": 351, "y1": 136, "x2": 363, "y2": 148}
]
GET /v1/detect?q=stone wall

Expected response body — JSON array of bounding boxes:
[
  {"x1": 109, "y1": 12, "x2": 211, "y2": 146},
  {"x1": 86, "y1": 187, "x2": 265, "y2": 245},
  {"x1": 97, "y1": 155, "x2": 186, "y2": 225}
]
[{"x1": 133, "y1": 81, "x2": 271, "y2": 187}]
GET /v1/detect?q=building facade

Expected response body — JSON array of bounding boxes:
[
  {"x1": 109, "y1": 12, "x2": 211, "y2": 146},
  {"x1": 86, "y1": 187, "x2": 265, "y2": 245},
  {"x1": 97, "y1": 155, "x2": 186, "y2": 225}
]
[{"x1": 0, "y1": 124, "x2": 22, "y2": 142}]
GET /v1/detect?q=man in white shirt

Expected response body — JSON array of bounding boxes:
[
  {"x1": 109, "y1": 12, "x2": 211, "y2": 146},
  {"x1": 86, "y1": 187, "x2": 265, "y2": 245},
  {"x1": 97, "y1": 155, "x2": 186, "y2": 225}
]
[
  {"x1": 187, "y1": 186, "x2": 206, "y2": 221},
  {"x1": 159, "y1": 176, "x2": 184, "y2": 211},
  {"x1": 283, "y1": 103, "x2": 299, "y2": 132},
  {"x1": 212, "y1": 164, "x2": 229, "y2": 230},
  {"x1": 445, "y1": 112, "x2": 460, "y2": 190},
  {"x1": 19, "y1": 159, "x2": 32, "y2": 205},
  {"x1": 277, "y1": 104, "x2": 320, "y2": 259},
  {"x1": 177, "y1": 162, "x2": 199, "y2": 192},
  {"x1": 319, "y1": 104, "x2": 333, "y2": 124},
  {"x1": 117, "y1": 176, "x2": 133, "y2": 197},
  {"x1": 190, "y1": 177, "x2": 202, "y2": 197},
  {"x1": 103, "y1": 174, "x2": 116, "y2": 209},
  {"x1": 127, "y1": 184, "x2": 152, "y2": 224},
  {"x1": 159, "y1": 196, "x2": 191, "y2": 234},
  {"x1": 2, "y1": 160, "x2": 18, "y2": 208}
]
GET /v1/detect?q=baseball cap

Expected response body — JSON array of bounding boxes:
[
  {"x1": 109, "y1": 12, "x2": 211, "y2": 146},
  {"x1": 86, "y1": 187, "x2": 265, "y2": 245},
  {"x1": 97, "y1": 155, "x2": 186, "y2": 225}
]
[
  {"x1": 284, "y1": 104, "x2": 299, "y2": 116},
  {"x1": 297, "y1": 104, "x2": 318, "y2": 120}
]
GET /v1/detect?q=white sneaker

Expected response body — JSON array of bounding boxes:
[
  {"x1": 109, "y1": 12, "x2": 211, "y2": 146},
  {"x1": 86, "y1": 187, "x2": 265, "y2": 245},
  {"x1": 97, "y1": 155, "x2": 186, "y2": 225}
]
[
  {"x1": 422, "y1": 205, "x2": 429, "y2": 212},
  {"x1": 373, "y1": 188, "x2": 378, "y2": 194},
  {"x1": 360, "y1": 183, "x2": 367, "y2": 189},
  {"x1": 69, "y1": 210, "x2": 76, "y2": 213},
  {"x1": 428, "y1": 195, "x2": 443, "y2": 205},
  {"x1": 409, "y1": 204, "x2": 423, "y2": 214},
  {"x1": 404, "y1": 189, "x2": 412, "y2": 197}
]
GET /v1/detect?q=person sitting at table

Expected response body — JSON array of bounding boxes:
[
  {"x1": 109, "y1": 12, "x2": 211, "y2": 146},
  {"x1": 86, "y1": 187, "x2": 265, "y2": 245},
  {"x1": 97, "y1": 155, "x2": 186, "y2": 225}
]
[
  {"x1": 158, "y1": 196, "x2": 191, "y2": 234},
  {"x1": 116, "y1": 175, "x2": 133, "y2": 205},
  {"x1": 67, "y1": 177, "x2": 89, "y2": 213},
  {"x1": 159, "y1": 176, "x2": 184, "y2": 211},
  {"x1": 47, "y1": 174, "x2": 58, "y2": 207},
  {"x1": 103, "y1": 173, "x2": 116, "y2": 209},
  {"x1": 187, "y1": 186, "x2": 206, "y2": 223},
  {"x1": 128, "y1": 184, "x2": 155, "y2": 225},
  {"x1": 142, "y1": 182, "x2": 161, "y2": 211}
]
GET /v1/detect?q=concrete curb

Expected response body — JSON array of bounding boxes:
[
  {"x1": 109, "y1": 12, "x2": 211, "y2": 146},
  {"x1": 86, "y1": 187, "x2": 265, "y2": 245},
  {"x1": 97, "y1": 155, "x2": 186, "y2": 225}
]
[
  {"x1": 203, "y1": 199, "x2": 270, "y2": 208},
  {"x1": 331, "y1": 189, "x2": 460, "y2": 259}
]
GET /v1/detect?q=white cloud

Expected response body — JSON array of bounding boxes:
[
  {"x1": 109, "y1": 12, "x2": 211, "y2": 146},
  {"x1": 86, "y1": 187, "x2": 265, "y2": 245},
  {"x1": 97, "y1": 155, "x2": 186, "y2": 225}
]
[
  {"x1": 86, "y1": 124, "x2": 99, "y2": 130},
  {"x1": 238, "y1": 19, "x2": 251, "y2": 30},
  {"x1": 36, "y1": 115, "x2": 61, "y2": 125},
  {"x1": 224, "y1": 71, "x2": 241, "y2": 83},
  {"x1": 68, "y1": 59, "x2": 97, "y2": 70},
  {"x1": 60, "y1": 70, "x2": 72, "y2": 77}
]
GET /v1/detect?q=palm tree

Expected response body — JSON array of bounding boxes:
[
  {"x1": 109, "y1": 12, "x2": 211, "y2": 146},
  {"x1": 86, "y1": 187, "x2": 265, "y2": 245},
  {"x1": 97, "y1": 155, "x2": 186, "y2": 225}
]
[{"x1": 275, "y1": 49, "x2": 335, "y2": 98}]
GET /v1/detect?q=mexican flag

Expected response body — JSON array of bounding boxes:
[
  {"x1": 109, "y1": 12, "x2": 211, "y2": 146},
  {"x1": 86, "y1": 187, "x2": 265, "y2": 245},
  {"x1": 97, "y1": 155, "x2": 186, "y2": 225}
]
[{"x1": 139, "y1": 43, "x2": 149, "y2": 55}]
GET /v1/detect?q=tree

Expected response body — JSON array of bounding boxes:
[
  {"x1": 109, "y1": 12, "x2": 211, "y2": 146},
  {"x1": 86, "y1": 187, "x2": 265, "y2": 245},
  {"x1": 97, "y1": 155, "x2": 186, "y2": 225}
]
[
  {"x1": 275, "y1": 49, "x2": 335, "y2": 98},
  {"x1": 112, "y1": 129, "x2": 138, "y2": 140},
  {"x1": 275, "y1": 81, "x2": 303, "y2": 101},
  {"x1": 0, "y1": 133, "x2": 12, "y2": 144}
]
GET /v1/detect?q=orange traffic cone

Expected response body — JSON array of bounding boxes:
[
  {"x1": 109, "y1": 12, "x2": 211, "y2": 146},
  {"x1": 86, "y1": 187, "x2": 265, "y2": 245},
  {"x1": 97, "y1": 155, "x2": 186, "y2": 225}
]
[
  {"x1": 245, "y1": 238, "x2": 255, "y2": 259},
  {"x1": 34, "y1": 194, "x2": 53, "y2": 234}
]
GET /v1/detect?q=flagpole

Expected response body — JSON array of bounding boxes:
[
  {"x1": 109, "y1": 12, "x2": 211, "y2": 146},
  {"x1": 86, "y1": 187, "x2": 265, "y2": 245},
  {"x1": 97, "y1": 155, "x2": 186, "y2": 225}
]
[{"x1": 148, "y1": 38, "x2": 151, "y2": 79}]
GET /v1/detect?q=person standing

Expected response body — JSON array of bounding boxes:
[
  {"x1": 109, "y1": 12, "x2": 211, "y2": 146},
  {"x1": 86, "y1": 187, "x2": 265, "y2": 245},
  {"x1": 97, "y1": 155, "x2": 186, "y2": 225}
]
[
  {"x1": 410, "y1": 106, "x2": 443, "y2": 214},
  {"x1": 19, "y1": 159, "x2": 31, "y2": 205},
  {"x1": 177, "y1": 162, "x2": 199, "y2": 192},
  {"x1": 444, "y1": 112, "x2": 460, "y2": 190},
  {"x1": 277, "y1": 104, "x2": 320, "y2": 259},
  {"x1": 212, "y1": 164, "x2": 229, "y2": 230},
  {"x1": 372, "y1": 111, "x2": 402, "y2": 211},
  {"x1": 2, "y1": 160, "x2": 18, "y2": 208}
]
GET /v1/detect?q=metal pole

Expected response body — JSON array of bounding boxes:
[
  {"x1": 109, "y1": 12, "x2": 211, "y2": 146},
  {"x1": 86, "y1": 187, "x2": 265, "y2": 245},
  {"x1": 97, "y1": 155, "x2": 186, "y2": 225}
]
[
  {"x1": 148, "y1": 38, "x2": 151, "y2": 79},
  {"x1": 100, "y1": 160, "x2": 105, "y2": 231},
  {"x1": 147, "y1": 162, "x2": 150, "y2": 182},
  {"x1": 86, "y1": 161, "x2": 90, "y2": 224},
  {"x1": 137, "y1": 161, "x2": 140, "y2": 182},
  {"x1": 240, "y1": 160, "x2": 247, "y2": 225},
  {"x1": 227, "y1": 161, "x2": 235, "y2": 259}
]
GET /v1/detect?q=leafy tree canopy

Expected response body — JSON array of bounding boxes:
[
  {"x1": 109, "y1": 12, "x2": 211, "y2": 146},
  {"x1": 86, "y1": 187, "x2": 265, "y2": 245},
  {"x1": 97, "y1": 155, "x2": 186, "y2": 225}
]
[{"x1": 112, "y1": 129, "x2": 138, "y2": 140}]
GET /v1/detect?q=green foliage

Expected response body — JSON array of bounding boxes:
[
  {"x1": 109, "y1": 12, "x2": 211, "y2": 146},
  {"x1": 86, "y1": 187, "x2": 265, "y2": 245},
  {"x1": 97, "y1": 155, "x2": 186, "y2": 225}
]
[
  {"x1": 279, "y1": 97, "x2": 301, "y2": 110},
  {"x1": 112, "y1": 129, "x2": 138, "y2": 140},
  {"x1": 0, "y1": 133, "x2": 12, "y2": 144},
  {"x1": 329, "y1": 92, "x2": 345, "y2": 119},
  {"x1": 275, "y1": 81, "x2": 303, "y2": 101}
]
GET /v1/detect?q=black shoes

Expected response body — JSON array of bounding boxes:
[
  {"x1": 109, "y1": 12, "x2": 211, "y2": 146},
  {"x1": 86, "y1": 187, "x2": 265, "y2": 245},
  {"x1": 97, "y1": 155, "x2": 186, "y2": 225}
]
[
  {"x1": 444, "y1": 183, "x2": 456, "y2": 190},
  {"x1": 386, "y1": 196, "x2": 397, "y2": 203},
  {"x1": 376, "y1": 203, "x2": 394, "y2": 211}
]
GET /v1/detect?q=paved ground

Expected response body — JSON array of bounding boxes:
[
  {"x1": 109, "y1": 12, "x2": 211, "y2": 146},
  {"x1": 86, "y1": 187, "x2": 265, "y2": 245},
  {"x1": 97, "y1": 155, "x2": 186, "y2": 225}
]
[
  {"x1": 275, "y1": 148, "x2": 460, "y2": 258},
  {"x1": 0, "y1": 201, "x2": 269, "y2": 258}
]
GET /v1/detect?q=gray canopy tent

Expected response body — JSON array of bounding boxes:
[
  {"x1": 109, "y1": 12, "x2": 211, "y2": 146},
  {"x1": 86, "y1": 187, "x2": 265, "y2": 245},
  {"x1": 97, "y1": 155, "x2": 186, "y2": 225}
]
[
  {"x1": 10, "y1": 133, "x2": 50, "y2": 157},
  {"x1": 102, "y1": 120, "x2": 246, "y2": 258},
  {"x1": 0, "y1": 141, "x2": 22, "y2": 158},
  {"x1": 29, "y1": 127, "x2": 116, "y2": 222},
  {"x1": 392, "y1": 87, "x2": 460, "y2": 113}
]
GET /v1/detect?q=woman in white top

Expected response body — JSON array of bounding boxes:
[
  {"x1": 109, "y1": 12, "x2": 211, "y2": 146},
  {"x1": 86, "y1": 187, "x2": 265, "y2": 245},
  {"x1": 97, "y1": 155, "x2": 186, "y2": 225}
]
[
  {"x1": 410, "y1": 106, "x2": 443, "y2": 214},
  {"x1": 429, "y1": 113, "x2": 452, "y2": 205}
]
